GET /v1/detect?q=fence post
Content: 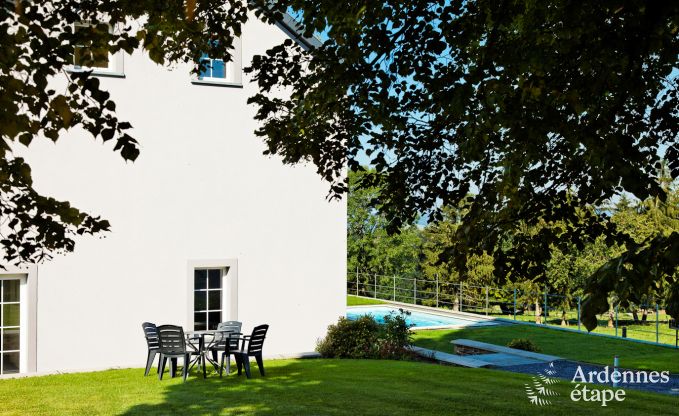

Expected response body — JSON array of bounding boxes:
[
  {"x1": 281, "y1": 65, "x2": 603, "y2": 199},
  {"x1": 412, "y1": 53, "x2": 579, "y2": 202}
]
[
  {"x1": 374, "y1": 274, "x2": 377, "y2": 299},
  {"x1": 544, "y1": 287, "x2": 548, "y2": 325},
  {"x1": 577, "y1": 296, "x2": 581, "y2": 331},
  {"x1": 513, "y1": 288, "x2": 517, "y2": 320},
  {"x1": 615, "y1": 305, "x2": 619, "y2": 337},
  {"x1": 656, "y1": 303, "x2": 660, "y2": 344},
  {"x1": 435, "y1": 274, "x2": 439, "y2": 308},
  {"x1": 413, "y1": 278, "x2": 417, "y2": 305},
  {"x1": 485, "y1": 286, "x2": 489, "y2": 315},
  {"x1": 393, "y1": 275, "x2": 396, "y2": 301},
  {"x1": 355, "y1": 267, "x2": 359, "y2": 296},
  {"x1": 459, "y1": 282, "x2": 463, "y2": 312}
]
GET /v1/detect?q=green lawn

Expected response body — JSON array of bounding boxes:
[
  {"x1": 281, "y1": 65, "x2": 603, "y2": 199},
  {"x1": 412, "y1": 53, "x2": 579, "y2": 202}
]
[
  {"x1": 0, "y1": 359, "x2": 675, "y2": 415},
  {"x1": 347, "y1": 294, "x2": 387, "y2": 306},
  {"x1": 485, "y1": 310, "x2": 677, "y2": 345},
  {"x1": 412, "y1": 324, "x2": 679, "y2": 373}
]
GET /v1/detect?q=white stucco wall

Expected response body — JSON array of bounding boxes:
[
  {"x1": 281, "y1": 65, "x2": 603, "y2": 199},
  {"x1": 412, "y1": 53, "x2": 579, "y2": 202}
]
[{"x1": 12, "y1": 17, "x2": 346, "y2": 372}]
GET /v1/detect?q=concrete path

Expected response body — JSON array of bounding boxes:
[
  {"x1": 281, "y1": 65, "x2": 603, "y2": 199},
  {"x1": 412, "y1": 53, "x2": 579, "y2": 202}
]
[
  {"x1": 410, "y1": 346, "x2": 492, "y2": 368},
  {"x1": 451, "y1": 339, "x2": 562, "y2": 363}
]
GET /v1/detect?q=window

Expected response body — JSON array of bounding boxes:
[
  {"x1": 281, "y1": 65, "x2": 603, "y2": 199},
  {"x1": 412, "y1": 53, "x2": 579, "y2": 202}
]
[
  {"x1": 0, "y1": 279, "x2": 20, "y2": 374},
  {"x1": 67, "y1": 22, "x2": 124, "y2": 77},
  {"x1": 72, "y1": 23, "x2": 112, "y2": 70},
  {"x1": 193, "y1": 269, "x2": 222, "y2": 330},
  {"x1": 191, "y1": 37, "x2": 242, "y2": 86},
  {"x1": 199, "y1": 54, "x2": 227, "y2": 80}
]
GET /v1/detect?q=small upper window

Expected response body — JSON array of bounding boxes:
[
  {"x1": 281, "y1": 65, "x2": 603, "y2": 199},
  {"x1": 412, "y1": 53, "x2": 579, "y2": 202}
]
[
  {"x1": 198, "y1": 54, "x2": 227, "y2": 80},
  {"x1": 192, "y1": 38, "x2": 242, "y2": 87},
  {"x1": 67, "y1": 22, "x2": 124, "y2": 77},
  {"x1": 73, "y1": 23, "x2": 112, "y2": 70}
]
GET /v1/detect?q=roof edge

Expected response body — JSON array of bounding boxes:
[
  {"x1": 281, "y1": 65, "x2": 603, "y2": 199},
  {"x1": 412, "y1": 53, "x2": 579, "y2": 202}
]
[{"x1": 275, "y1": 12, "x2": 322, "y2": 51}]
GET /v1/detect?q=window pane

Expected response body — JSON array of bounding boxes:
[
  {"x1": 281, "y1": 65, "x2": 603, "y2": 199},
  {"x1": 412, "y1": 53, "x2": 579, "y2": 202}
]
[
  {"x1": 208, "y1": 290, "x2": 221, "y2": 310},
  {"x1": 2, "y1": 304, "x2": 19, "y2": 327},
  {"x1": 194, "y1": 291, "x2": 207, "y2": 311},
  {"x1": 208, "y1": 269, "x2": 221, "y2": 289},
  {"x1": 2, "y1": 329, "x2": 19, "y2": 351},
  {"x1": 199, "y1": 55, "x2": 211, "y2": 78},
  {"x1": 194, "y1": 312, "x2": 207, "y2": 331},
  {"x1": 73, "y1": 26, "x2": 109, "y2": 68},
  {"x1": 207, "y1": 312, "x2": 221, "y2": 330},
  {"x1": 194, "y1": 270, "x2": 207, "y2": 290},
  {"x1": 211, "y1": 60, "x2": 225, "y2": 78},
  {"x1": 2, "y1": 352, "x2": 19, "y2": 374},
  {"x1": 2, "y1": 280, "x2": 19, "y2": 303}
]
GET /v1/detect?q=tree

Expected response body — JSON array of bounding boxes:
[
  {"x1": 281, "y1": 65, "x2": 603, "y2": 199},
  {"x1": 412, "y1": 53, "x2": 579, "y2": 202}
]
[
  {"x1": 347, "y1": 169, "x2": 422, "y2": 298},
  {"x1": 4, "y1": 2, "x2": 679, "y2": 328},
  {"x1": 247, "y1": 1, "x2": 679, "y2": 329},
  {"x1": 1, "y1": 1, "x2": 249, "y2": 267}
]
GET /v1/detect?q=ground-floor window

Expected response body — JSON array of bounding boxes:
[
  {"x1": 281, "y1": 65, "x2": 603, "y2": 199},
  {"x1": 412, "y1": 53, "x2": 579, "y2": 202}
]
[
  {"x1": 193, "y1": 269, "x2": 222, "y2": 330},
  {"x1": 0, "y1": 279, "x2": 20, "y2": 374}
]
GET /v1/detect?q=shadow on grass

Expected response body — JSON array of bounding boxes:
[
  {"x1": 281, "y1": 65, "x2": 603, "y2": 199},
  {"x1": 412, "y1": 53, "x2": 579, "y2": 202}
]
[{"x1": 120, "y1": 359, "x2": 331, "y2": 416}]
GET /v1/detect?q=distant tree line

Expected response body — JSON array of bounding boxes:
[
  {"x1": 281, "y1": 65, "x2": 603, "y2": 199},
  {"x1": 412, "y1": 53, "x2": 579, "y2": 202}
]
[{"x1": 348, "y1": 166, "x2": 679, "y2": 326}]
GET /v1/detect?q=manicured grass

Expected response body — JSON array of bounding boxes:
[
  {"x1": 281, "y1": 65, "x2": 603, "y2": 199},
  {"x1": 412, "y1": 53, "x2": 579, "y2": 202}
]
[
  {"x1": 486, "y1": 310, "x2": 677, "y2": 345},
  {"x1": 347, "y1": 294, "x2": 387, "y2": 306},
  {"x1": 412, "y1": 324, "x2": 679, "y2": 373},
  {"x1": 0, "y1": 359, "x2": 675, "y2": 415}
]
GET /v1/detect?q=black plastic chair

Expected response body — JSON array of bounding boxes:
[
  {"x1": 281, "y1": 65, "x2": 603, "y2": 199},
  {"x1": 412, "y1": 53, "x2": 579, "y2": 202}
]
[
  {"x1": 230, "y1": 324, "x2": 269, "y2": 379},
  {"x1": 157, "y1": 325, "x2": 195, "y2": 382},
  {"x1": 141, "y1": 322, "x2": 160, "y2": 376},
  {"x1": 207, "y1": 321, "x2": 242, "y2": 376}
]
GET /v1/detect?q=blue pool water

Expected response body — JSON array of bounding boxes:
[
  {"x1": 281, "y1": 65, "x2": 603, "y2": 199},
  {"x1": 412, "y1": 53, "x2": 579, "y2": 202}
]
[{"x1": 347, "y1": 306, "x2": 488, "y2": 328}]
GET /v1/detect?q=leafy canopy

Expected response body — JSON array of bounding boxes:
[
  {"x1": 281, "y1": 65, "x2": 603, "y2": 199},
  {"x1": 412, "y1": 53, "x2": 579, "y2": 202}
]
[
  {"x1": 2, "y1": 1, "x2": 679, "y2": 329},
  {"x1": 246, "y1": 1, "x2": 679, "y2": 329},
  {"x1": 1, "y1": 0, "x2": 251, "y2": 266}
]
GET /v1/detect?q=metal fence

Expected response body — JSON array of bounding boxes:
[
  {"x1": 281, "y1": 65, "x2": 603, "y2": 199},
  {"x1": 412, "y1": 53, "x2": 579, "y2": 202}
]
[{"x1": 348, "y1": 271, "x2": 679, "y2": 348}]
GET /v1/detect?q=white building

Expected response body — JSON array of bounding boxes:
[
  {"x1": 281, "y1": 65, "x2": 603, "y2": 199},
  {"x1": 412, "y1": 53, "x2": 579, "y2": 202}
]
[{"x1": 1, "y1": 14, "x2": 346, "y2": 375}]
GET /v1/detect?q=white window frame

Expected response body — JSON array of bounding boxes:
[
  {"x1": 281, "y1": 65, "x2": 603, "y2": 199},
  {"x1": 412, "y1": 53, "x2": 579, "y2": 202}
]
[
  {"x1": 191, "y1": 37, "x2": 242, "y2": 87},
  {"x1": 197, "y1": 57, "x2": 230, "y2": 83},
  {"x1": 66, "y1": 21, "x2": 125, "y2": 78},
  {"x1": 0, "y1": 275, "x2": 24, "y2": 375},
  {"x1": 193, "y1": 268, "x2": 224, "y2": 331},
  {"x1": 186, "y1": 259, "x2": 238, "y2": 330}
]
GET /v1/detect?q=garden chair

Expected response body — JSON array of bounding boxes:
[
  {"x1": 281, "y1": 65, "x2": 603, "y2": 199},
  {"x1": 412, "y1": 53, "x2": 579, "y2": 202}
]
[
  {"x1": 230, "y1": 324, "x2": 269, "y2": 379},
  {"x1": 157, "y1": 325, "x2": 196, "y2": 382},
  {"x1": 206, "y1": 321, "x2": 242, "y2": 376},
  {"x1": 141, "y1": 322, "x2": 160, "y2": 376}
]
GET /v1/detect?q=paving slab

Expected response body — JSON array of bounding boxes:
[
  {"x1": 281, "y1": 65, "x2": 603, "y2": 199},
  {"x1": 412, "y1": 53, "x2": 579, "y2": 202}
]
[
  {"x1": 471, "y1": 352, "x2": 543, "y2": 367},
  {"x1": 451, "y1": 339, "x2": 562, "y2": 362},
  {"x1": 410, "y1": 346, "x2": 492, "y2": 368}
]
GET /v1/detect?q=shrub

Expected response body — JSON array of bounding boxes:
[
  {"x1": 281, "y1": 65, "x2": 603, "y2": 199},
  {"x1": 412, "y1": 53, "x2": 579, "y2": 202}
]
[
  {"x1": 317, "y1": 310, "x2": 413, "y2": 360},
  {"x1": 378, "y1": 309, "x2": 413, "y2": 359},
  {"x1": 316, "y1": 316, "x2": 380, "y2": 359},
  {"x1": 506, "y1": 338, "x2": 540, "y2": 352}
]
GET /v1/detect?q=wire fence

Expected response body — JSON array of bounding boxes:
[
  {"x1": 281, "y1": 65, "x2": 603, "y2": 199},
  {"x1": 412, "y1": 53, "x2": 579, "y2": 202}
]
[{"x1": 347, "y1": 271, "x2": 679, "y2": 348}]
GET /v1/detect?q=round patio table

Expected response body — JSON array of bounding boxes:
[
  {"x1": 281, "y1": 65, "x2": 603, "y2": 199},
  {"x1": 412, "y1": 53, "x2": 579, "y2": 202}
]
[{"x1": 185, "y1": 329, "x2": 240, "y2": 377}]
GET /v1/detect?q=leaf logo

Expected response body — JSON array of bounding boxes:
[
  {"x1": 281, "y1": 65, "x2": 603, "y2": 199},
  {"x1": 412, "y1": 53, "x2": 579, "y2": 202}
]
[{"x1": 525, "y1": 362, "x2": 561, "y2": 406}]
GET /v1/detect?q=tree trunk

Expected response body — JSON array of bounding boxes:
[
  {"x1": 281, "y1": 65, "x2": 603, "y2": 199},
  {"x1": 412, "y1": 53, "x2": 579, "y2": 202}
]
[
  {"x1": 608, "y1": 310, "x2": 614, "y2": 328},
  {"x1": 632, "y1": 310, "x2": 639, "y2": 324},
  {"x1": 641, "y1": 308, "x2": 648, "y2": 323},
  {"x1": 561, "y1": 310, "x2": 569, "y2": 326}
]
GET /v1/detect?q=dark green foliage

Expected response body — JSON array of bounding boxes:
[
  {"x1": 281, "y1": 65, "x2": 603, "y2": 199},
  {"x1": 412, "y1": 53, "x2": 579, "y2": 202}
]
[
  {"x1": 317, "y1": 310, "x2": 413, "y2": 360},
  {"x1": 316, "y1": 316, "x2": 380, "y2": 359},
  {"x1": 1, "y1": 1, "x2": 249, "y2": 267},
  {"x1": 506, "y1": 338, "x2": 541, "y2": 353},
  {"x1": 247, "y1": 1, "x2": 679, "y2": 328},
  {"x1": 378, "y1": 309, "x2": 413, "y2": 359}
]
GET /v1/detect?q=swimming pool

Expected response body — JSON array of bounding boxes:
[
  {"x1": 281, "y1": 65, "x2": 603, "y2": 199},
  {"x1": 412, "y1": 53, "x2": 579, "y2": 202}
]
[{"x1": 347, "y1": 305, "x2": 497, "y2": 329}]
